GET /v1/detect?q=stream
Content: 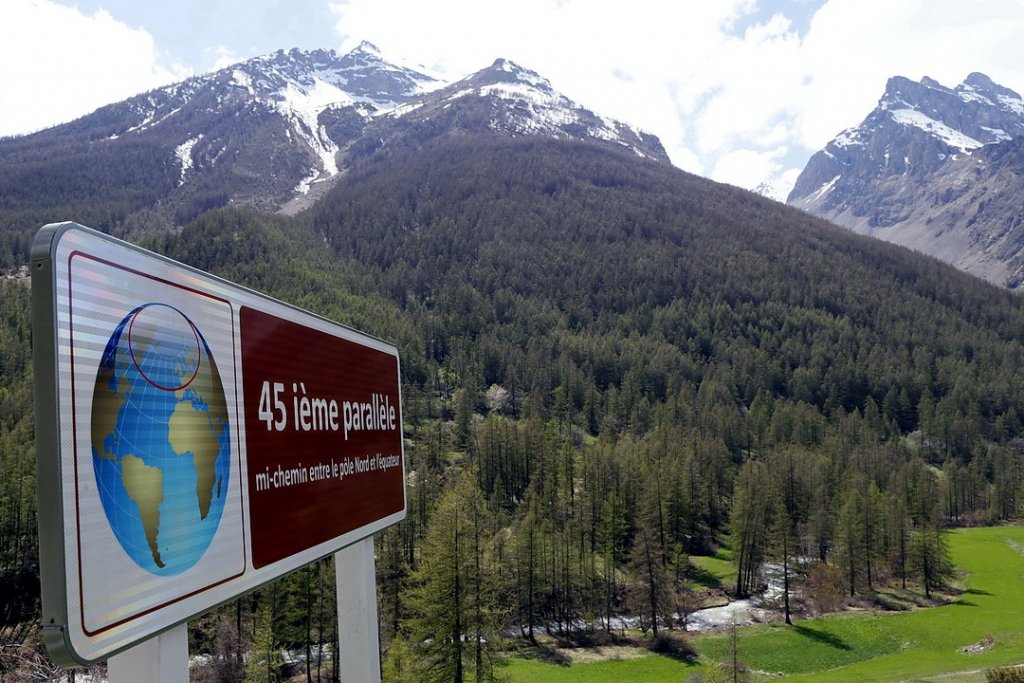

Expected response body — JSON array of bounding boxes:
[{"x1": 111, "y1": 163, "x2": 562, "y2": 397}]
[
  {"x1": 684, "y1": 562, "x2": 785, "y2": 631},
  {"x1": 684, "y1": 596, "x2": 761, "y2": 630}
]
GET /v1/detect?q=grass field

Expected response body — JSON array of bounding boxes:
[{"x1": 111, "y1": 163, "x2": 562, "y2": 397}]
[
  {"x1": 688, "y1": 548, "x2": 736, "y2": 593},
  {"x1": 505, "y1": 650, "x2": 695, "y2": 682},
  {"x1": 502, "y1": 525, "x2": 1024, "y2": 682}
]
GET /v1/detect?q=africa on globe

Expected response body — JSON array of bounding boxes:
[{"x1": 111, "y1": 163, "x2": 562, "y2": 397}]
[{"x1": 90, "y1": 303, "x2": 231, "y2": 576}]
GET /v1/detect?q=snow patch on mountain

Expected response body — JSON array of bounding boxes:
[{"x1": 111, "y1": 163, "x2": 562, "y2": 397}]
[
  {"x1": 231, "y1": 69, "x2": 255, "y2": 95},
  {"x1": 834, "y1": 128, "x2": 865, "y2": 148},
  {"x1": 889, "y1": 108, "x2": 983, "y2": 151},
  {"x1": 494, "y1": 59, "x2": 549, "y2": 90},
  {"x1": 809, "y1": 174, "x2": 840, "y2": 204},
  {"x1": 487, "y1": 80, "x2": 639, "y2": 153},
  {"x1": 479, "y1": 81, "x2": 567, "y2": 115},
  {"x1": 175, "y1": 134, "x2": 203, "y2": 186},
  {"x1": 998, "y1": 94, "x2": 1024, "y2": 117},
  {"x1": 126, "y1": 106, "x2": 181, "y2": 135},
  {"x1": 275, "y1": 78, "x2": 354, "y2": 119},
  {"x1": 347, "y1": 40, "x2": 447, "y2": 95},
  {"x1": 981, "y1": 126, "x2": 1013, "y2": 143},
  {"x1": 754, "y1": 169, "x2": 802, "y2": 203},
  {"x1": 387, "y1": 101, "x2": 425, "y2": 117},
  {"x1": 274, "y1": 78, "x2": 353, "y2": 185},
  {"x1": 957, "y1": 83, "x2": 993, "y2": 106}
]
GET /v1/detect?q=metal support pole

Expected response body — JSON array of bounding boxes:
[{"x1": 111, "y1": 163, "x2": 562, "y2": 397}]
[
  {"x1": 107, "y1": 622, "x2": 189, "y2": 682},
  {"x1": 335, "y1": 537, "x2": 381, "y2": 682}
]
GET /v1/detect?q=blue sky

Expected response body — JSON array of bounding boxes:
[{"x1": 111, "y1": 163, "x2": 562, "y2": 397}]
[
  {"x1": 3, "y1": 0, "x2": 1023, "y2": 198},
  {"x1": 65, "y1": 0, "x2": 342, "y2": 70}
]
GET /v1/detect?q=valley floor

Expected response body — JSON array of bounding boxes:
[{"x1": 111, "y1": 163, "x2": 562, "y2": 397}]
[{"x1": 502, "y1": 525, "x2": 1024, "y2": 682}]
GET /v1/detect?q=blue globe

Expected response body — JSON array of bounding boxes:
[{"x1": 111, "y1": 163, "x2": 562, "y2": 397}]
[{"x1": 90, "y1": 303, "x2": 230, "y2": 576}]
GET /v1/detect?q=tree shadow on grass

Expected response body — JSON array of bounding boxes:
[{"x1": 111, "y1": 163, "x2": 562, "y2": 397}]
[
  {"x1": 792, "y1": 623, "x2": 852, "y2": 651},
  {"x1": 952, "y1": 588, "x2": 992, "y2": 607},
  {"x1": 649, "y1": 632, "x2": 699, "y2": 663},
  {"x1": 689, "y1": 565, "x2": 723, "y2": 589},
  {"x1": 517, "y1": 643, "x2": 571, "y2": 667}
]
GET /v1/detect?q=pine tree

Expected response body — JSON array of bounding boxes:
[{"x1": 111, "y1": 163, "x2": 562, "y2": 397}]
[
  {"x1": 627, "y1": 519, "x2": 671, "y2": 636},
  {"x1": 244, "y1": 592, "x2": 281, "y2": 683},
  {"x1": 910, "y1": 525, "x2": 954, "y2": 599},
  {"x1": 403, "y1": 470, "x2": 502, "y2": 683},
  {"x1": 515, "y1": 495, "x2": 542, "y2": 643},
  {"x1": 731, "y1": 461, "x2": 770, "y2": 597}
]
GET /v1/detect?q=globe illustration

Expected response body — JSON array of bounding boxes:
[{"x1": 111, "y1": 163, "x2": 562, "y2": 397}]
[{"x1": 91, "y1": 303, "x2": 231, "y2": 576}]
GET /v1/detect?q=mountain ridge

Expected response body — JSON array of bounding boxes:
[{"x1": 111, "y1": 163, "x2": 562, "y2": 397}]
[
  {"x1": 0, "y1": 44, "x2": 665, "y2": 257},
  {"x1": 788, "y1": 71, "x2": 1024, "y2": 287}
]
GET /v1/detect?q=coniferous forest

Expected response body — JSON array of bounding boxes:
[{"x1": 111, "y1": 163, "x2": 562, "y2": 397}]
[{"x1": 4, "y1": 134, "x2": 1024, "y2": 680}]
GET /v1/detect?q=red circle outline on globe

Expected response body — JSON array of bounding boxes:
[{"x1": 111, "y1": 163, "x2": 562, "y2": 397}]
[{"x1": 126, "y1": 303, "x2": 202, "y2": 392}]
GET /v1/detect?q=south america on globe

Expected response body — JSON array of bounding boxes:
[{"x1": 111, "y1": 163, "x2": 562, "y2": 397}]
[{"x1": 91, "y1": 303, "x2": 231, "y2": 576}]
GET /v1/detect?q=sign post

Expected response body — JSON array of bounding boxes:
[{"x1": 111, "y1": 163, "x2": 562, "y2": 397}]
[
  {"x1": 32, "y1": 221, "x2": 405, "y2": 675},
  {"x1": 107, "y1": 624, "x2": 188, "y2": 682},
  {"x1": 336, "y1": 538, "x2": 382, "y2": 683}
]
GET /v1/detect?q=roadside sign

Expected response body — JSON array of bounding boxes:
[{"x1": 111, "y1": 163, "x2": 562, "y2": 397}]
[{"x1": 32, "y1": 222, "x2": 405, "y2": 665}]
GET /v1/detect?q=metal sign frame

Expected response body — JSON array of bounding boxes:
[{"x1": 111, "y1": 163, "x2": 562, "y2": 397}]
[{"x1": 33, "y1": 222, "x2": 405, "y2": 665}]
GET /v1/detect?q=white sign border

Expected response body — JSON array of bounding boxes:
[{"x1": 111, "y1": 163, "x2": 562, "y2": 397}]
[{"x1": 33, "y1": 222, "x2": 406, "y2": 665}]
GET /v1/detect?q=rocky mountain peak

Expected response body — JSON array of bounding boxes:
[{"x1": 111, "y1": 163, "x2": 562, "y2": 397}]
[
  {"x1": 229, "y1": 45, "x2": 444, "y2": 112},
  {"x1": 397, "y1": 57, "x2": 668, "y2": 162},
  {"x1": 788, "y1": 71, "x2": 1024, "y2": 288},
  {"x1": 963, "y1": 71, "x2": 997, "y2": 91},
  {"x1": 0, "y1": 42, "x2": 670, "y2": 229},
  {"x1": 960, "y1": 72, "x2": 1021, "y2": 105},
  {"x1": 790, "y1": 72, "x2": 1024, "y2": 209},
  {"x1": 353, "y1": 40, "x2": 382, "y2": 54},
  {"x1": 481, "y1": 59, "x2": 552, "y2": 88}
]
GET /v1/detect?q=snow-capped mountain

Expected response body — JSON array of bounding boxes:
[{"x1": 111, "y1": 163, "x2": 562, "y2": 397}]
[
  {"x1": 788, "y1": 73, "x2": 1024, "y2": 287},
  {"x1": 379, "y1": 59, "x2": 667, "y2": 162},
  {"x1": 70, "y1": 42, "x2": 446, "y2": 202},
  {"x1": 753, "y1": 179, "x2": 789, "y2": 203},
  {"x1": 0, "y1": 43, "x2": 666, "y2": 234},
  {"x1": 116, "y1": 41, "x2": 442, "y2": 140}
]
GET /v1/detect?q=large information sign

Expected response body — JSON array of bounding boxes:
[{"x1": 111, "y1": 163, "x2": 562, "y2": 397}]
[{"x1": 32, "y1": 222, "x2": 405, "y2": 665}]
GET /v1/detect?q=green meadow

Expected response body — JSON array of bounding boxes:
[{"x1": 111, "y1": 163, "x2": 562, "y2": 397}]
[
  {"x1": 503, "y1": 525, "x2": 1024, "y2": 682},
  {"x1": 687, "y1": 549, "x2": 736, "y2": 592}
]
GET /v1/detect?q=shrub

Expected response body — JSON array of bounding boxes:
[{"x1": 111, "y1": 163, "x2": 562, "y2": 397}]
[
  {"x1": 648, "y1": 631, "x2": 697, "y2": 661},
  {"x1": 987, "y1": 667, "x2": 1024, "y2": 682},
  {"x1": 806, "y1": 562, "x2": 845, "y2": 614}
]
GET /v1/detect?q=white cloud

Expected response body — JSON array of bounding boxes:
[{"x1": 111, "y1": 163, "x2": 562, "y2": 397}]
[
  {"x1": 712, "y1": 147, "x2": 786, "y2": 190},
  {"x1": 688, "y1": 15, "x2": 806, "y2": 155},
  {"x1": 793, "y1": 0, "x2": 1024, "y2": 148},
  {"x1": 329, "y1": 0, "x2": 1024, "y2": 196},
  {"x1": 329, "y1": 0, "x2": 756, "y2": 174},
  {"x1": 206, "y1": 45, "x2": 248, "y2": 71},
  {"x1": 0, "y1": 0, "x2": 189, "y2": 137}
]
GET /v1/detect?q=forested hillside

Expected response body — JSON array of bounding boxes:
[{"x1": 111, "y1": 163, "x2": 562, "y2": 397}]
[
  {"x1": 310, "y1": 134, "x2": 1024, "y2": 449},
  {"x1": 0, "y1": 279, "x2": 34, "y2": 648},
  {"x1": 5, "y1": 131, "x2": 1024, "y2": 680}
]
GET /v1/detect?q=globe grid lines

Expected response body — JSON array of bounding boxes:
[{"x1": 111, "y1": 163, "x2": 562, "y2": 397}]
[
  {"x1": 127, "y1": 303, "x2": 202, "y2": 392},
  {"x1": 91, "y1": 302, "x2": 230, "y2": 576},
  {"x1": 102, "y1": 362, "x2": 185, "y2": 565}
]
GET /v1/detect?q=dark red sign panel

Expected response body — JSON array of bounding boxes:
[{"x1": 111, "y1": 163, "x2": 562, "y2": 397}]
[{"x1": 240, "y1": 306, "x2": 404, "y2": 568}]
